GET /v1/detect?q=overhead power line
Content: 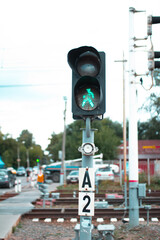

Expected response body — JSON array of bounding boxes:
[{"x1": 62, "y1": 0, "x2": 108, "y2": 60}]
[{"x1": 0, "y1": 83, "x2": 60, "y2": 88}]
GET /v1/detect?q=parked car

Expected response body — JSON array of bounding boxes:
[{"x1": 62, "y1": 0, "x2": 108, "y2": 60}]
[
  {"x1": 66, "y1": 170, "x2": 79, "y2": 184},
  {"x1": 95, "y1": 167, "x2": 114, "y2": 181},
  {"x1": 17, "y1": 167, "x2": 26, "y2": 176},
  {"x1": 0, "y1": 169, "x2": 16, "y2": 188}
]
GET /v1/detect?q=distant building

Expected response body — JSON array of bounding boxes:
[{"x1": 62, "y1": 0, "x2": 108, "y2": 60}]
[{"x1": 118, "y1": 140, "x2": 160, "y2": 175}]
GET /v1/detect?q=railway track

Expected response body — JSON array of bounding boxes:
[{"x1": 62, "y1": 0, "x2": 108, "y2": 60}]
[
  {"x1": 52, "y1": 190, "x2": 160, "y2": 197},
  {"x1": 56, "y1": 197, "x2": 160, "y2": 205},
  {"x1": 29, "y1": 192, "x2": 160, "y2": 221},
  {"x1": 23, "y1": 207, "x2": 160, "y2": 220},
  {"x1": 0, "y1": 192, "x2": 18, "y2": 201},
  {"x1": 33, "y1": 196, "x2": 160, "y2": 205}
]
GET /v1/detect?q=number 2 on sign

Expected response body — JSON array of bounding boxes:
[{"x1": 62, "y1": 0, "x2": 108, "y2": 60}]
[
  {"x1": 83, "y1": 195, "x2": 91, "y2": 213},
  {"x1": 78, "y1": 192, "x2": 94, "y2": 216}
]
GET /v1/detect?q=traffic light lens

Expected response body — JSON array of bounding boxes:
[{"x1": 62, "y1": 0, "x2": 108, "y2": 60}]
[
  {"x1": 76, "y1": 86, "x2": 100, "y2": 110},
  {"x1": 75, "y1": 77, "x2": 100, "y2": 111},
  {"x1": 76, "y1": 52, "x2": 100, "y2": 77}
]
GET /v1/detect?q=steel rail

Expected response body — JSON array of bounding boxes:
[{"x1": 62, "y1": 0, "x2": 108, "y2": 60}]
[
  {"x1": 34, "y1": 197, "x2": 160, "y2": 205},
  {"x1": 23, "y1": 208, "x2": 160, "y2": 220}
]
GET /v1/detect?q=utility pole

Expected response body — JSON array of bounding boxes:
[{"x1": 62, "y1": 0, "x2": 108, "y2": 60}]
[
  {"x1": 115, "y1": 52, "x2": 127, "y2": 208},
  {"x1": 60, "y1": 96, "x2": 67, "y2": 185},
  {"x1": 128, "y1": 7, "x2": 139, "y2": 228},
  {"x1": 26, "y1": 149, "x2": 30, "y2": 168},
  {"x1": 17, "y1": 146, "x2": 20, "y2": 169}
]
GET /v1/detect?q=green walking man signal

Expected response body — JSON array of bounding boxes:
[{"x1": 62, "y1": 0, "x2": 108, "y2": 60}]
[{"x1": 82, "y1": 88, "x2": 94, "y2": 108}]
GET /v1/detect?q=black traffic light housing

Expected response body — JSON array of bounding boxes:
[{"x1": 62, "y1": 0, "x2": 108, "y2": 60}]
[
  {"x1": 148, "y1": 50, "x2": 160, "y2": 71},
  {"x1": 147, "y1": 15, "x2": 160, "y2": 71},
  {"x1": 68, "y1": 46, "x2": 105, "y2": 120},
  {"x1": 147, "y1": 15, "x2": 160, "y2": 36}
]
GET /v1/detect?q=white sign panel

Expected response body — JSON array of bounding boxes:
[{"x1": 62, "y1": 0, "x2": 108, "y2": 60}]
[
  {"x1": 79, "y1": 168, "x2": 95, "y2": 191},
  {"x1": 78, "y1": 192, "x2": 95, "y2": 216}
]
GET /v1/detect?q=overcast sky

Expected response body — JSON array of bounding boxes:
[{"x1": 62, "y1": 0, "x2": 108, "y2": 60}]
[{"x1": 0, "y1": 0, "x2": 159, "y2": 150}]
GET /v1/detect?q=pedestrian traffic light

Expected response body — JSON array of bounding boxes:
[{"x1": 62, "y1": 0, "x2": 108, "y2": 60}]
[
  {"x1": 147, "y1": 15, "x2": 160, "y2": 71},
  {"x1": 67, "y1": 46, "x2": 105, "y2": 120},
  {"x1": 148, "y1": 50, "x2": 160, "y2": 71}
]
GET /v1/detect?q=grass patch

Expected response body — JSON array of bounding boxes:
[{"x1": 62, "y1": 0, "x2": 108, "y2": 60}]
[
  {"x1": 57, "y1": 181, "x2": 123, "y2": 192},
  {"x1": 12, "y1": 222, "x2": 22, "y2": 233},
  {"x1": 98, "y1": 180, "x2": 122, "y2": 192},
  {"x1": 57, "y1": 184, "x2": 78, "y2": 191},
  {"x1": 139, "y1": 173, "x2": 160, "y2": 190},
  {"x1": 57, "y1": 174, "x2": 160, "y2": 192},
  {"x1": 148, "y1": 175, "x2": 160, "y2": 190},
  {"x1": 12, "y1": 226, "x2": 16, "y2": 233}
]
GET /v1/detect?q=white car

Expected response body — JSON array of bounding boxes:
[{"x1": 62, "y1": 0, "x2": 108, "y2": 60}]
[
  {"x1": 66, "y1": 171, "x2": 79, "y2": 184},
  {"x1": 17, "y1": 167, "x2": 26, "y2": 176},
  {"x1": 95, "y1": 167, "x2": 114, "y2": 181}
]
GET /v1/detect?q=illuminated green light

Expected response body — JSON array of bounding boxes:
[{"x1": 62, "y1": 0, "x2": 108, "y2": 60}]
[
  {"x1": 36, "y1": 159, "x2": 39, "y2": 163},
  {"x1": 82, "y1": 88, "x2": 95, "y2": 108}
]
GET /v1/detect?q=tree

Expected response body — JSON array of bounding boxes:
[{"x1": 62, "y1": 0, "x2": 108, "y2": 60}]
[
  {"x1": 138, "y1": 118, "x2": 160, "y2": 139},
  {"x1": 18, "y1": 144, "x2": 27, "y2": 167},
  {"x1": 65, "y1": 120, "x2": 84, "y2": 159},
  {"x1": 142, "y1": 93, "x2": 160, "y2": 118},
  {"x1": 29, "y1": 145, "x2": 43, "y2": 167},
  {"x1": 47, "y1": 132, "x2": 63, "y2": 161},
  {"x1": 153, "y1": 69, "x2": 160, "y2": 86},
  {"x1": 0, "y1": 128, "x2": 44, "y2": 168},
  {"x1": 47, "y1": 118, "x2": 122, "y2": 161},
  {"x1": 47, "y1": 121, "x2": 85, "y2": 161},
  {"x1": 1, "y1": 137, "x2": 17, "y2": 168},
  {"x1": 16, "y1": 143, "x2": 44, "y2": 168},
  {"x1": 17, "y1": 130, "x2": 34, "y2": 148},
  {"x1": 140, "y1": 92, "x2": 160, "y2": 139},
  {"x1": 93, "y1": 119, "x2": 122, "y2": 159}
]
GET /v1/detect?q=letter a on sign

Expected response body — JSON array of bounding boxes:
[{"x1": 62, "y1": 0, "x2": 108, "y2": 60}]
[
  {"x1": 82, "y1": 170, "x2": 91, "y2": 188},
  {"x1": 79, "y1": 168, "x2": 95, "y2": 191}
]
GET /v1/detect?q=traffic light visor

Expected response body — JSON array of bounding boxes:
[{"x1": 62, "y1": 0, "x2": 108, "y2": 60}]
[
  {"x1": 68, "y1": 46, "x2": 101, "y2": 77},
  {"x1": 76, "y1": 52, "x2": 100, "y2": 77}
]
